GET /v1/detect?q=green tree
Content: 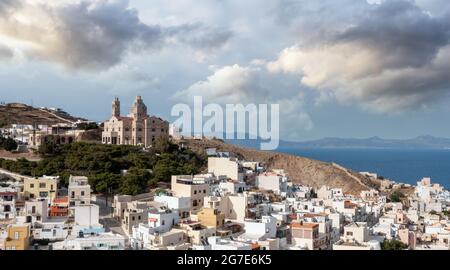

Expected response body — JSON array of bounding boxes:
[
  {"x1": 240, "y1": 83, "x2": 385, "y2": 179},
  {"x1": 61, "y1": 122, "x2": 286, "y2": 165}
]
[
  {"x1": 38, "y1": 138, "x2": 61, "y2": 156},
  {"x1": 76, "y1": 122, "x2": 99, "y2": 130},
  {"x1": 0, "y1": 136, "x2": 18, "y2": 151},
  {"x1": 389, "y1": 191, "x2": 403, "y2": 202},
  {"x1": 382, "y1": 239, "x2": 408, "y2": 250},
  {"x1": 153, "y1": 135, "x2": 177, "y2": 153},
  {"x1": 90, "y1": 172, "x2": 121, "y2": 194},
  {"x1": 119, "y1": 168, "x2": 152, "y2": 195}
]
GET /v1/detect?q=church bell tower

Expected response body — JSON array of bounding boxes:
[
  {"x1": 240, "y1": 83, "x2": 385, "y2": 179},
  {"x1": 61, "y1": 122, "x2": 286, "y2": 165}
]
[{"x1": 112, "y1": 97, "x2": 120, "y2": 117}]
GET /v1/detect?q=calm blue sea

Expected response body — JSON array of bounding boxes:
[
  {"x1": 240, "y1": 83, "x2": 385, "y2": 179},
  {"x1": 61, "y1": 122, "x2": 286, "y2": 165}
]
[{"x1": 277, "y1": 148, "x2": 450, "y2": 189}]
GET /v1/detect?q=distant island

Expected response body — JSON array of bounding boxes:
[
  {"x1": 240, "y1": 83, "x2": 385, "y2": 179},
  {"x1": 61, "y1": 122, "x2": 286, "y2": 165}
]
[{"x1": 228, "y1": 135, "x2": 450, "y2": 150}]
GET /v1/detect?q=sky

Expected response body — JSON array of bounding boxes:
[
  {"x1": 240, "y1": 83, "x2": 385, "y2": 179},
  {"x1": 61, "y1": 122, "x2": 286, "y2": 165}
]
[{"x1": 1, "y1": 0, "x2": 450, "y2": 141}]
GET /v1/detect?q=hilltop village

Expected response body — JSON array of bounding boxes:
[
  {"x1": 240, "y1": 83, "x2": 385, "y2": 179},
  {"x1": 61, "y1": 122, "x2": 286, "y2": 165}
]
[{"x1": 1, "y1": 98, "x2": 450, "y2": 250}]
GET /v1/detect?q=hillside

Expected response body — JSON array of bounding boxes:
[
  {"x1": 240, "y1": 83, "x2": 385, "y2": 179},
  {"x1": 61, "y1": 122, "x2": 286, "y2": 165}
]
[
  {"x1": 0, "y1": 103, "x2": 86, "y2": 127},
  {"x1": 183, "y1": 138, "x2": 382, "y2": 195}
]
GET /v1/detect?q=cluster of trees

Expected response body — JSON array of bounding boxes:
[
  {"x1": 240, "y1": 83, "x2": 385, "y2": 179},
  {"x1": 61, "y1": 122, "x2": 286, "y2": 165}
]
[
  {"x1": 0, "y1": 135, "x2": 18, "y2": 152},
  {"x1": 389, "y1": 190, "x2": 405, "y2": 203},
  {"x1": 76, "y1": 122, "x2": 99, "y2": 130},
  {"x1": 381, "y1": 239, "x2": 408, "y2": 250},
  {"x1": 0, "y1": 136, "x2": 206, "y2": 196}
]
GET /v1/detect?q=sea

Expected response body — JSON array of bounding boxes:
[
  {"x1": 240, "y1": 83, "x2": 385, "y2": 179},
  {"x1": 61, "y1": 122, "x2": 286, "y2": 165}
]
[{"x1": 277, "y1": 148, "x2": 450, "y2": 189}]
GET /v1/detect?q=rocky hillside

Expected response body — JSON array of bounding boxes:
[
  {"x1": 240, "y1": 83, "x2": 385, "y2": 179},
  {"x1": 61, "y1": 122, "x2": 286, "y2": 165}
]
[
  {"x1": 0, "y1": 103, "x2": 86, "y2": 127},
  {"x1": 182, "y1": 138, "x2": 382, "y2": 195}
]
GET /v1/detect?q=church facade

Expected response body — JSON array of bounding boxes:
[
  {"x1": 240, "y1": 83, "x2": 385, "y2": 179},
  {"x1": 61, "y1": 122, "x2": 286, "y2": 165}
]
[{"x1": 101, "y1": 96, "x2": 169, "y2": 147}]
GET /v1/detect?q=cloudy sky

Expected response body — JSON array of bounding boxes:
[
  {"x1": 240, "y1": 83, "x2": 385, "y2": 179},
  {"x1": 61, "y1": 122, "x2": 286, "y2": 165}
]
[{"x1": 1, "y1": 0, "x2": 450, "y2": 141}]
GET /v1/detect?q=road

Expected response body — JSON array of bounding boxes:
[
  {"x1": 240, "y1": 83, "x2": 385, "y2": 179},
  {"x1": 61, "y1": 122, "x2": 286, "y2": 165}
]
[{"x1": 94, "y1": 194, "x2": 131, "y2": 248}]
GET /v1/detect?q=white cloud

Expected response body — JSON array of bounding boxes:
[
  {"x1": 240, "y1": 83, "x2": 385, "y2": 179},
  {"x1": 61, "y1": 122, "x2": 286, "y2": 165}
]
[
  {"x1": 176, "y1": 64, "x2": 268, "y2": 104},
  {"x1": 268, "y1": 0, "x2": 450, "y2": 113},
  {"x1": 175, "y1": 64, "x2": 313, "y2": 137}
]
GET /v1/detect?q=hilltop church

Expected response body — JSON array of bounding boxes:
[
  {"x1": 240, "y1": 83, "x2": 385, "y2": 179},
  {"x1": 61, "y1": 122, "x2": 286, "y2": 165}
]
[{"x1": 101, "y1": 96, "x2": 169, "y2": 147}]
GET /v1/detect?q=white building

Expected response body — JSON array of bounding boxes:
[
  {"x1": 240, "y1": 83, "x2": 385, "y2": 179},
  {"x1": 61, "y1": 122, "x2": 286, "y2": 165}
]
[
  {"x1": 208, "y1": 236, "x2": 252, "y2": 250},
  {"x1": 154, "y1": 195, "x2": 190, "y2": 219},
  {"x1": 68, "y1": 175, "x2": 91, "y2": 207},
  {"x1": 52, "y1": 232, "x2": 125, "y2": 250},
  {"x1": 147, "y1": 206, "x2": 180, "y2": 233},
  {"x1": 24, "y1": 199, "x2": 48, "y2": 223},
  {"x1": 33, "y1": 220, "x2": 68, "y2": 241},
  {"x1": 208, "y1": 157, "x2": 243, "y2": 181},
  {"x1": 240, "y1": 216, "x2": 277, "y2": 241},
  {"x1": 0, "y1": 187, "x2": 17, "y2": 220},
  {"x1": 317, "y1": 186, "x2": 344, "y2": 200},
  {"x1": 219, "y1": 180, "x2": 247, "y2": 194},
  {"x1": 74, "y1": 204, "x2": 102, "y2": 228},
  {"x1": 256, "y1": 172, "x2": 288, "y2": 195}
]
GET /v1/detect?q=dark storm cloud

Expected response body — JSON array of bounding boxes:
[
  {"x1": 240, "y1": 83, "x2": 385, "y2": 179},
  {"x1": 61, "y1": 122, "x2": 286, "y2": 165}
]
[
  {"x1": 0, "y1": 44, "x2": 13, "y2": 60},
  {"x1": 165, "y1": 23, "x2": 232, "y2": 51},
  {"x1": 0, "y1": 0, "x2": 19, "y2": 15},
  {"x1": 0, "y1": 0, "x2": 232, "y2": 70},
  {"x1": 269, "y1": 0, "x2": 450, "y2": 112},
  {"x1": 335, "y1": 0, "x2": 450, "y2": 70}
]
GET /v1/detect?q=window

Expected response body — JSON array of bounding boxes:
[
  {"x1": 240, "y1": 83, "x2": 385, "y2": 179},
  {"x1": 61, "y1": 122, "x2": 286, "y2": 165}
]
[
  {"x1": 39, "y1": 183, "x2": 46, "y2": 188},
  {"x1": 14, "y1": 232, "x2": 20, "y2": 239},
  {"x1": 346, "y1": 231, "x2": 353, "y2": 236},
  {"x1": 194, "y1": 190, "x2": 197, "y2": 195},
  {"x1": 50, "y1": 185, "x2": 54, "y2": 190},
  {"x1": 30, "y1": 184, "x2": 34, "y2": 188},
  {"x1": 138, "y1": 216, "x2": 141, "y2": 220},
  {"x1": 203, "y1": 189, "x2": 206, "y2": 194},
  {"x1": 31, "y1": 206, "x2": 36, "y2": 214},
  {"x1": 81, "y1": 191, "x2": 85, "y2": 196},
  {"x1": 132, "y1": 216, "x2": 135, "y2": 221},
  {"x1": 162, "y1": 220, "x2": 165, "y2": 226},
  {"x1": 152, "y1": 128, "x2": 156, "y2": 132},
  {"x1": 71, "y1": 191, "x2": 75, "y2": 199}
]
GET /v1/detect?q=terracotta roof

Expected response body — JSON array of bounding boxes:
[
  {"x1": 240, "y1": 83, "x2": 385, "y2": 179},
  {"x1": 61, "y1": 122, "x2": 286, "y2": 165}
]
[
  {"x1": 291, "y1": 222, "x2": 319, "y2": 229},
  {"x1": 15, "y1": 201, "x2": 25, "y2": 207},
  {"x1": 0, "y1": 192, "x2": 16, "y2": 196},
  {"x1": 53, "y1": 197, "x2": 69, "y2": 203},
  {"x1": 302, "y1": 212, "x2": 327, "y2": 218}
]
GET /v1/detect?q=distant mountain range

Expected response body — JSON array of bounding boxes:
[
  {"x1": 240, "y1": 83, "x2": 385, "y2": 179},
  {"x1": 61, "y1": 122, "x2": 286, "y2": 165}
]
[{"x1": 227, "y1": 135, "x2": 450, "y2": 150}]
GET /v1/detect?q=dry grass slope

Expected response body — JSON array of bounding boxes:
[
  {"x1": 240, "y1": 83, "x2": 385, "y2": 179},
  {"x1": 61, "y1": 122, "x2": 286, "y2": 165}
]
[
  {"x1": 0, "y1": 103, "x2": 85, "y2": 126},
  {"x1": 182, "y1": 138, "x2": 381, "y2": 195}
]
